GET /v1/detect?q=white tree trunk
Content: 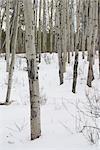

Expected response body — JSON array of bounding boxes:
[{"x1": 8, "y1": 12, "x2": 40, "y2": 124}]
[
  {"x1": 38, "y1": 0, "x2": 42, "y2": 62},
  {"x1": 6, "y1": 0, "x2": 19, "y2": 103},
  {"x1": 6, "y1": 0, "x2": 10, "y2": 72},
  {"x1": 43, "y1": 0, "x2": 47, "y2": 52},
  {"x1": 56, "y1": 0, "x2": 64, "y2": 85},
  {"x1": 72, "y1": 0, "x2": 81, "y2": 93},
  {"x1": 98, "y1": 0, "x2": 100, "y2": 76},
  {"x1": 50, "y1": 0, "x2": 53, "y2": 53},
  {"x1": 23, "y1": 0, "x2": 41, "y2": 140}
]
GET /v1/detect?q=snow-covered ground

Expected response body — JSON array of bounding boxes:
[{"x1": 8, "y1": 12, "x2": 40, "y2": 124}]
[{"x1": 0, "y1": 53, "x2": 100, "y2": 150}]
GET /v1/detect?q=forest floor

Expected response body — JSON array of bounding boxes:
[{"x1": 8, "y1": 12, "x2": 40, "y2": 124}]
[{"x1": 0, "y1": 52, "x2": 100, "y2": 150}]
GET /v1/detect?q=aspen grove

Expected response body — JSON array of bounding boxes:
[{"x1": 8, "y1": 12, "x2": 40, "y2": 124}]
[{"x1": 0, "y1": 0, "x2": 100, "y2": 145}]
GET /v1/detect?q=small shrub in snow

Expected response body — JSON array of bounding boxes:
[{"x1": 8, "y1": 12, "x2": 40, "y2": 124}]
[{"x1": 76, "y1": 88, "x2": 100, "y2": 144}]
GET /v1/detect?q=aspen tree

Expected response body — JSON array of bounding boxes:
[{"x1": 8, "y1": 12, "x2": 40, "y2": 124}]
[
  {"x1": 23, "y1": 0, "x2": 41, "y2": 140},
  {"x1": 10, "y1": 0, "x2": 19, "y2": 53},
  {"x1": 70, "y1": 0, "x2": 75, "y2": 57},
  {"x1": 87, "y1": 2, "x2": 94, "y2": 87},
  {"x1": 6, "y1": 0, "x2": 10, "y2": 72},
  {"x1": 62, "y1": 0, "x2": 67, "y2": 73},
  {"x1": 98, "y1": 0, "x2": 100, "y2": 76},
  {"x1": 87, "y1": 0, "x2": 98, "y2": 87},
  {"x1": 87, "y1": 0, "x2": 93, "y2": 61},
  {"x1": 72, "y1": 0, "x2": 81, "y2": 93},
  {"x1": 50, "y1": 0, "x2": 53, "y2": 53},
  {"x1": 81, "y1": 0, "x2": 86, "y2": 59},
  {"x1": 66, "y1": 0, "x2": 71, "y2": 63},
  {"x1": 54, "y1": 0, "x2": 58, "y2": 53},
  {"x1": 6, "y1": 0, "x2": 20, "y2": 103},
  {"x1": 38, "y1": 0, "x2": 42, "y2": 62},
  {"x1": 56, "y1": 0, "x2": 64, "y2": 85},
  {"x1": 43, "y1": 0, "x2": 47, "y2": 52},
  {"x1": 87, "y1": 0, "x2": 95, "y2": 87},
  {"x1": 33, "y1": 0, "x2": 38, "y2": 54},
  {"x1": 92, "y1": 0, "x2": 98, "y2": 63}
]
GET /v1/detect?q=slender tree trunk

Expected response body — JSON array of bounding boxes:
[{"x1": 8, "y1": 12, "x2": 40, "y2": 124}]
[
  {"x1": 87, "y1": 0, "x2": 93, "y2": 61},
  {"x1": 38, "y1": 0, "x2": 42, "y2": 62},
  {"x1": 81, "y1": 1, "x2": 86, "y2": 59},
  {"x1": 87, "y1": 0, "x2": 98, "y2": 87},
  {"x1": 6, "y1": 0, "x2": 19, "y2": 103},
  {"x1": 72, "y1": 51, "x2": 79, "y2": 93},
  {"x1": 50, "y1": 0, "x2": 53, "y2": 53},
  {"x1": 62, "y1": 0, "x2": 67, "y2": 73},
  {"x1": 70, "y1": 0, "x2": 75, "y2": 57},
  {"x1": 33, "y1": 0, "x2": 38, "y2": 55},
  {"x1": 23, "y1": 0, "x2": 41, "y2": 140},
  {"x1": 66, "y1": 0, "x2": 70, "y2": 63},
  {"x1": 72, "y1": 0, "x2": 81, "y2": 93},
  {"x1": 98, "y1": 0, "x2": 100, "y2": 76},
  {"x1": 6, "y1": 0, "x2": 10, "y2": 72},
  {"x1": 56, "y1": 0, "x2": 64, "y2": 85},
  {"x1": 43, "y1": 0, "x2": 47, "y2": 52}
]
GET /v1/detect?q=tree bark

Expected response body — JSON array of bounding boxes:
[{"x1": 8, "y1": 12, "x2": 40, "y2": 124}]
[
  {"x1": 98, "y1": 0, "x2": 100, "y2": 76},
  {"x1": 38, "y1": 0, "x2": 42, "y2": 62},
  {"x1": 6, "y1": 0, "x2": 10, "y2": 72},
  {"x1": 23, "y1": 0, "x2": 41, "y2": 140},
  {"x1": 72, "y1": 0, "x2": 81, "y2": 93},
  {"x1": 56, "y1": 0, "x2": 64, "y2": 85},
  {"x1": 6, "y1": 0, "x2": 19, "y2": 103},
  {"x1": 43, "y1": 0, "x2": 47, "y2": 53}
]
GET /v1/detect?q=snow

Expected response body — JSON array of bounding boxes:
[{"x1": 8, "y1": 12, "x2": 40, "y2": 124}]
[{"x1": 0, "y1": 53, "x2": 100, "y2": 150}]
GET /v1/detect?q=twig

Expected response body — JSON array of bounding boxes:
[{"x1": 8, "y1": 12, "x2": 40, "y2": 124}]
[{"x1": 79, "y1": 125, "x2": 100, "y2": 133}]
